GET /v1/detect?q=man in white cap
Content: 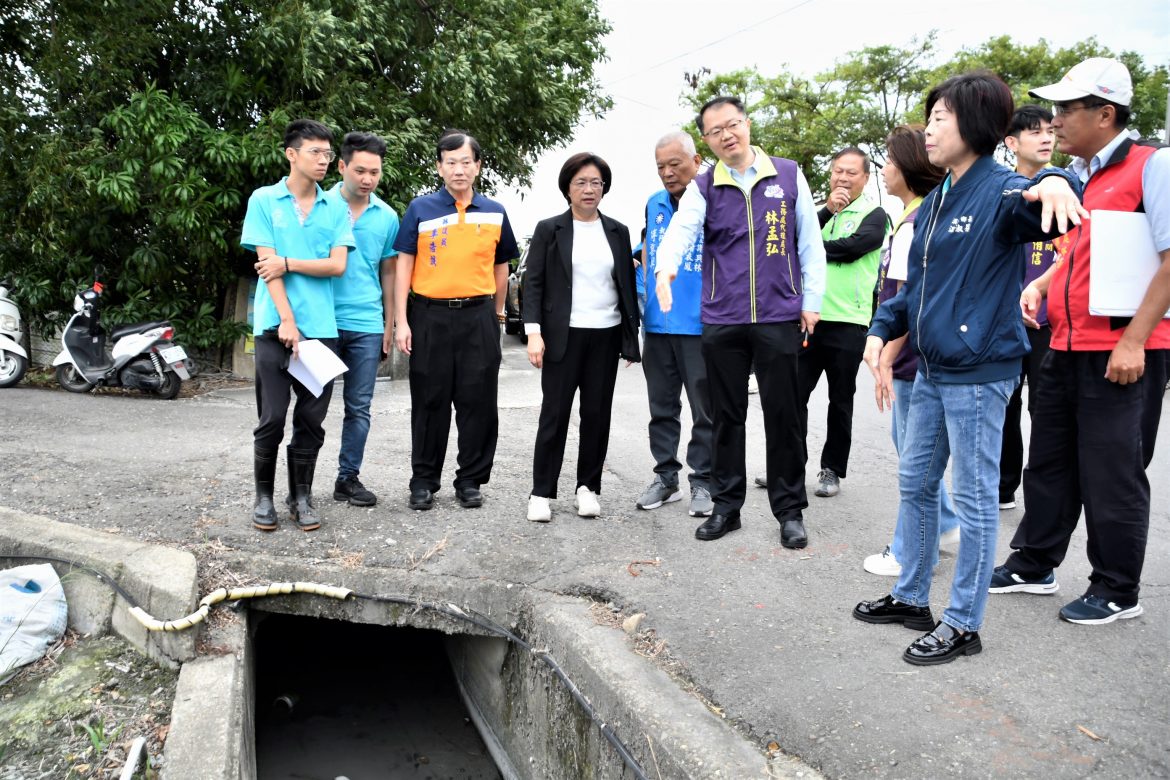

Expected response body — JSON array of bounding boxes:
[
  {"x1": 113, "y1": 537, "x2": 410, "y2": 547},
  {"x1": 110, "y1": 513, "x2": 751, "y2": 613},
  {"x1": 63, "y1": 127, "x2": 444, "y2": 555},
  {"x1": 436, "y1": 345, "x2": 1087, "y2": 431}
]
[{"x1": 989, "y1": 58, "x2": 1170, "y2": 625}]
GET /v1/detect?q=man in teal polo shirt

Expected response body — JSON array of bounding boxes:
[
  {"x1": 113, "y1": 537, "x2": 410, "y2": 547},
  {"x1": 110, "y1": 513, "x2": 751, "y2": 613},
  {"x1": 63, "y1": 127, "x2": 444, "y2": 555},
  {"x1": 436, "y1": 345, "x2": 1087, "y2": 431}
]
[
  {"x1": 323, "y1": 132, "x2": 399, "y2": 507},
  {"x1": 243, "y1": 118, "x2": 354, "y2": 532}
]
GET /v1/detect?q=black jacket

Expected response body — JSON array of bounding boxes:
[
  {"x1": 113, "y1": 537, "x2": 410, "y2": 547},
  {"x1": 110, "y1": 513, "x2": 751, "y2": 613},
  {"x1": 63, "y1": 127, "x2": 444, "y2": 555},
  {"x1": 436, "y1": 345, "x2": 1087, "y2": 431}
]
[{"x1": 523, "y1": 209, "x2": 641, "y2": 363}]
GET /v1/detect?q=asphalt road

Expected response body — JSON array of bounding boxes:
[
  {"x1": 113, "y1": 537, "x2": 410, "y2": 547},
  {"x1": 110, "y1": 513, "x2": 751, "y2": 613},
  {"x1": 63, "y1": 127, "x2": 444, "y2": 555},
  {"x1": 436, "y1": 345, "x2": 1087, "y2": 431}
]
[{"x1": 2, "y1": 338, "x2": 1167, "y2": 779}]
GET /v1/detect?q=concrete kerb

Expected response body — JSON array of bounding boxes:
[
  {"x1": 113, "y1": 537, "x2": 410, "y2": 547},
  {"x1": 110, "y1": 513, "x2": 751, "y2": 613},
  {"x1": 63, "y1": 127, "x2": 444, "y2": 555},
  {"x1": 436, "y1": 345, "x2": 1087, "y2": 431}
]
[
  {"x1": 0, "y1": 506, "x2": 198, "y2": 666},
  {"x1": 530, "y1": 596, "x2": 821, "y2": 780},
  {"x1": 197, "y1": 550, "x2": 819, "y2": 779},
  {"x1": 0, "y1": 513, "x2": 816, "y2": 778}
]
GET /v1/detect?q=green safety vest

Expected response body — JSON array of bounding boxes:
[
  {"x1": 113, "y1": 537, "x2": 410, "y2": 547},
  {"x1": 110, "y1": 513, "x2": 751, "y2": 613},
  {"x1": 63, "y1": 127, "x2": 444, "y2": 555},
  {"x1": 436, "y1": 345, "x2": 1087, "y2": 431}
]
[{"x1": 820, "y1": 197, "x2": 886, "y2": 326}]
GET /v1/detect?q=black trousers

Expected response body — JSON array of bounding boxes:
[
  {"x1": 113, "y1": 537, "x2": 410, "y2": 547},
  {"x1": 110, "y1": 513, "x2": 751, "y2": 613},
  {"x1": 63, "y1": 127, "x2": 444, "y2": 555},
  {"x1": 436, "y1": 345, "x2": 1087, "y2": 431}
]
[
  {"x1": 253, "y1": 333, "x2": 336, "y2": 453},
  {"x1": 642, "y1": 333, "x2": 712, "y2": 489},
  {"x1": 1005, "y1": 349, "x2": 1168, "y2": 602},
  {"x1": 407, "y1": 300, "x2": 501, "y2": 492},
  {"x1": 532, "y1": 326, "x2": 621, "y2": 498},
  {"x1": 702, "y1": 322, "x2": 806, "y2": 520},
  {"x1": 998, "y1": 325, "x2": 1051, "y2": 501},
  {"x1": 797, "y1": 321, "x2": 867, "y2": 478}
]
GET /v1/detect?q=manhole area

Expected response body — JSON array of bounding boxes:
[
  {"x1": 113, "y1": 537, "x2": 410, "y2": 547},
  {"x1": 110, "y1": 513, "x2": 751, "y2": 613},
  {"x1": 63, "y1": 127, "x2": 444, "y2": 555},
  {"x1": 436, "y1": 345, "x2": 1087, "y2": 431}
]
[{"x1": 253, "y1": 612, "x2": 502, "y2": 779}]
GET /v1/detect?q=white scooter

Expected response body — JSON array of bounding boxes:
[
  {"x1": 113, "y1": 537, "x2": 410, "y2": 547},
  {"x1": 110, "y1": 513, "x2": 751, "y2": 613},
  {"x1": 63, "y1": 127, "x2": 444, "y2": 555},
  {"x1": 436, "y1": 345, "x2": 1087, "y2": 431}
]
[
  {"x1": 52, "y1": 274, "x2": 191, "y2": 399},
  {"x1": 0, "y1": 281, "x2": 28, "y2": 388}
]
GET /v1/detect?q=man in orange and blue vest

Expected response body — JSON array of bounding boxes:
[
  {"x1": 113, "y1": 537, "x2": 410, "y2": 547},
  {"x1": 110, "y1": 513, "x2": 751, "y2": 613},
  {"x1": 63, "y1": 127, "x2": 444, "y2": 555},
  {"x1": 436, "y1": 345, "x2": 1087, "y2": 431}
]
[{"x1": 392, "y1": 129, "x2": 519, "y2": 511}]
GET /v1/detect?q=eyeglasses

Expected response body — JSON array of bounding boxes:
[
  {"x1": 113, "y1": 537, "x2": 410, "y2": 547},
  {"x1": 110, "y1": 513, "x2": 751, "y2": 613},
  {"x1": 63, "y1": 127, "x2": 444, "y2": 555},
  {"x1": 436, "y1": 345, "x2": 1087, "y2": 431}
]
[
  {"x1": 295, "y1": 146, "x2": 336, "y2": 162},
  {"x1": 701, "y1": 118, "x2": 745, "y2": 139},
  {"x1": 1052, "y1": 102, "x2": 1105, "y2": 117},
  {"x1": 570, "y1": 178, "x2": 605, "y2": 190}
]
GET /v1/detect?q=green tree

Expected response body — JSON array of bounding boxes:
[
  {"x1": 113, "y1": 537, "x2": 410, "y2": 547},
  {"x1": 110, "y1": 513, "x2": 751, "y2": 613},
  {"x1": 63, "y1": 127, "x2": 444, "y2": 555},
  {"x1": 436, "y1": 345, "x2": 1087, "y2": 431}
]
[
  {"x1": 683, "y1": 34, "x2": 1167, "y2": 199},
  {"x1": 0, "y1": 0, "x2": 610, "y2": 358}
]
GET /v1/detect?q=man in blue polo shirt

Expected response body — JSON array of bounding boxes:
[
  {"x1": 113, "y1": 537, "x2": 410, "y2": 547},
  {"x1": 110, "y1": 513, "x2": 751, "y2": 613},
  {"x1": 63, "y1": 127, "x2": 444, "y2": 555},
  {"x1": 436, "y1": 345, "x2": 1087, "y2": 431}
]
[
  {"x1": 243, "y1": 118, "x2": 354, "y2": 532},
  {"x1": 393, "y1": 129, "x2": 519, "y2": 511},
  {"x1": 322, "y1": 132, "x2": 400, "y2": 508}
]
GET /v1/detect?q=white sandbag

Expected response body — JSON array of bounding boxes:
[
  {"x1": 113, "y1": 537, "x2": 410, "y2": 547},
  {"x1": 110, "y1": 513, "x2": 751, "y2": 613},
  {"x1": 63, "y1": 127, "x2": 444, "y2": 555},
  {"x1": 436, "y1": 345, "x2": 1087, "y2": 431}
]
[{"x1": 0, "y1": 563, "x2": 68, "y2": 683}]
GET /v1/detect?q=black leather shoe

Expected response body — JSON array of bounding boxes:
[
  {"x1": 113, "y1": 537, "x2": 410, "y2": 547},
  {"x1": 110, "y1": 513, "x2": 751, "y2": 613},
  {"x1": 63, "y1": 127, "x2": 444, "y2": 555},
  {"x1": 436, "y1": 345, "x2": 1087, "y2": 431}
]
[
  {"x1": 853, "y1": 594, "x2": 936, "y2": 630},
  {"x1": 903, "y1": 622, "x2": 982, "y2": 666},
  {"x1": 456, "y1": 486, "x2": 483, "y2": 508},
  {"x1": 695, "y1": 511, "x2": 741, "y2": 541},
  {"x1": 409, "y1": 488, "x2": 434, "y2": 511},
  {"x1": 780, "y1": 518, "x2": 808, "y2": 549}
]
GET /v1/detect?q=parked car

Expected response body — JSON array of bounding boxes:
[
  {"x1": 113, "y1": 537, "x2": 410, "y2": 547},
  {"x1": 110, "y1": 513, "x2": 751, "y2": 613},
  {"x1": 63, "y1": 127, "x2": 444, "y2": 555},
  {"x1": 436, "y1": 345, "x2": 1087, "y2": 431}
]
[{"x1": 504, "y1": 248, "x2": 528, "y2": 344}]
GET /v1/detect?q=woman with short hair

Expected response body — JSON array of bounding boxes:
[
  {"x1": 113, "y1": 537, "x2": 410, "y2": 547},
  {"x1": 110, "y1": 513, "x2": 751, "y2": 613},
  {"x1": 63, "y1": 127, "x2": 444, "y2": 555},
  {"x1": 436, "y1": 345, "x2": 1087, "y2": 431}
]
[
  {"x1": 523, "y1": 152, "x2": 641, "y2": 522},
  {"x1": 852, "y1": 71, "x2": 1086, "y2": 664},
  {"x1": 862, "y1": 124, "x2": 955, "y2": 578}
]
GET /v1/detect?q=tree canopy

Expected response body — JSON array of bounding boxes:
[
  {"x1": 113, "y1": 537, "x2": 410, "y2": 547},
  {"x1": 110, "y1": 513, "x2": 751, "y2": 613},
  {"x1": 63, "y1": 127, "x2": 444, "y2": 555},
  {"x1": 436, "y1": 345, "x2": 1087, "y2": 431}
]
[
  {"x1": 683, "y1": 34, "x2": 1168, "y2": 198},
  {"x1": 0, "y1": 0, "x2": 610, "y2": 352}
]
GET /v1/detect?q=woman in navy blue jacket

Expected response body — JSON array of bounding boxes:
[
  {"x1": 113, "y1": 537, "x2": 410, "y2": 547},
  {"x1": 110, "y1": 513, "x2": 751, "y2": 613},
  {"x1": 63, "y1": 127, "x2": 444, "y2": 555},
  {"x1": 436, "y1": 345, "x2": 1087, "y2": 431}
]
[{"x1": 852, "y1": 71, "x2": 1086, "y2": 665}]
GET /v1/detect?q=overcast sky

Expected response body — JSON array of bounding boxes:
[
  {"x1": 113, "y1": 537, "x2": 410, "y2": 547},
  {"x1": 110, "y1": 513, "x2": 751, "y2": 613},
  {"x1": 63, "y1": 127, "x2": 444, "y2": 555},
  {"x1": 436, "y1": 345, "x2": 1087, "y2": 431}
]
[{"x1": 492, "y1": 0, "x2": 1170, "y2": 242}]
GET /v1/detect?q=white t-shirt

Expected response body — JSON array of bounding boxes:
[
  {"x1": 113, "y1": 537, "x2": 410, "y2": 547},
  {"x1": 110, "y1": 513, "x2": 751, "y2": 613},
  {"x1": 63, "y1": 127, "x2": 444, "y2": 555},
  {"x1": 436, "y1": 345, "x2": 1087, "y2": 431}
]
[
  {"x1": 568, "y1": 218, "x2": 621, "y2": 329},
  {"x1": 887, "y1": 223, "x2": 913, "y2": 283}
]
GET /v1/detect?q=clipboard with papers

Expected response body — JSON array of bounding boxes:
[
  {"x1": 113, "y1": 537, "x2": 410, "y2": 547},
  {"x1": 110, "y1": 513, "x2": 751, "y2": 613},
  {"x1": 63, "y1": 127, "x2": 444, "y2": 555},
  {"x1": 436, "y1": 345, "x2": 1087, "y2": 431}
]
[{"x1": 1088, "y1": 209, "x2": 1170, "y2": 318}]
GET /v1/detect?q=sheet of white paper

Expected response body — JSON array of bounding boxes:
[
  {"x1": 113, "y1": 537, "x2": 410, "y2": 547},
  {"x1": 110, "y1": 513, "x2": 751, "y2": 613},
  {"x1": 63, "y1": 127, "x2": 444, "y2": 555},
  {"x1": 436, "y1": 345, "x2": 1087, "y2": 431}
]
[
  {"x1": 1088, "y1": 210, "x2": 1169, "y2": 318},
  {"x1": 287, "y1": 339, "x2": 348, "y2": 398}
]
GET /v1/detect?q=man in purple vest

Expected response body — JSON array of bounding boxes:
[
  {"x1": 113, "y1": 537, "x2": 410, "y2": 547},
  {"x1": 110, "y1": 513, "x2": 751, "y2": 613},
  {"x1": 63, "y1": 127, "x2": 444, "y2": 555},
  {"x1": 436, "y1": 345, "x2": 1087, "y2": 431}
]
[
  {"x1": 655, "y1": 95, "x2": 827, "y2": 548},
  {"x1": 998, "y1": 105, "x2": 1058, "y2": 510}
]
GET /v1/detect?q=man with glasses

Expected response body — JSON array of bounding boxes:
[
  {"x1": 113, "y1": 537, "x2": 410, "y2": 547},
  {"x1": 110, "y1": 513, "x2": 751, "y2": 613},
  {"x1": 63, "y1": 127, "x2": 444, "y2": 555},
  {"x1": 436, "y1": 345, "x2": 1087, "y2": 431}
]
[
  {"x1": 990, "y1": 58, "x2": 1170, "y2": 625},
  {"x1": 655, "y1": 96, "x2": 826, "y2": 548},
  {"x1": 393, "y1": 129, "x2": 519, "y2": 511},
  {"x1": 242, "y1": 119, "x2": 354, "y2": 532}
]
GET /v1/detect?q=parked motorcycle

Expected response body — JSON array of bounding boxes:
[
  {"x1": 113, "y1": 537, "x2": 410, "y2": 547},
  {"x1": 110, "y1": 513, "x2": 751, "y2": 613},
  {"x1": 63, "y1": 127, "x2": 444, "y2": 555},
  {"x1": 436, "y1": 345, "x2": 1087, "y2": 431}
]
[
  {"x1": 0, "y1": 280, "x2": 28, "y2": 388},
  {"x1": 52, "y1": 274, "x2": 191, "y2": 399}
]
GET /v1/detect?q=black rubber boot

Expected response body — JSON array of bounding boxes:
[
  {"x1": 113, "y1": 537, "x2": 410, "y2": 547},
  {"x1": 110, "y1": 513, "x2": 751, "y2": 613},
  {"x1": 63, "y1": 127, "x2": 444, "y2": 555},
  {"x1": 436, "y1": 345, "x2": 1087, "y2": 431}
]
[
  {"x1": 252, "y1": 445, "x2": 279, "y2": 531},
  {"x1": 286, "y1": 447, "x2": 321, "y2": 532}
]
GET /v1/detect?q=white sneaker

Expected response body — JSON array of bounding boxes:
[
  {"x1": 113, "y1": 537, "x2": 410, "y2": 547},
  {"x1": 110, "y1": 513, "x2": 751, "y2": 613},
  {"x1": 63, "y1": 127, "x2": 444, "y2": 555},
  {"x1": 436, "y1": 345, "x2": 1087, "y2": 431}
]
[
  {"x1": 527, "y1": 495, "x2": 551, "y2": 523},
  {"x1": 863, "y1": 546, "x2": 902, "y2": 577},
  {"x1": 748, "y1": 374, "x2": 759, "y2": 394},
  {"x1": 999, "y1": 499, "x2": 1016, "y2": 510},
  {"x1": 575, "y1": 485, "x2": 601, "y2": 517},
  {"x1": 938, "y1": 527, "x2": 961, "y2": 547}
]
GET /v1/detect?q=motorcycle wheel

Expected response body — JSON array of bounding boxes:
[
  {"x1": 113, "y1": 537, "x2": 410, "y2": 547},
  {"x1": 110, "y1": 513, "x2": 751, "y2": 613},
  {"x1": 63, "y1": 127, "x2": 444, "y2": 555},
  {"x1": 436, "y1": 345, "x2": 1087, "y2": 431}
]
[
  {"x1": 56, "y1": 363, "x2": 94, "y2": 393},
  {"x1": 0, "y1": 350, "x2": 27, "y2": 388},
  {"x1": 153, "y1": 370, "x2": 182, "y2": 400}
]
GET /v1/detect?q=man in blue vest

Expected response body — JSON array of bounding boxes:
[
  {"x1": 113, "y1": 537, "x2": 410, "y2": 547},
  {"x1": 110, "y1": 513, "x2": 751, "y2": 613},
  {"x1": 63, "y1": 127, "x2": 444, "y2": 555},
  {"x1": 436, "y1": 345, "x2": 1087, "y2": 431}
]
[
  {"x1": 655, "y1": 96, "x2": 826, "y2": 549},
  {"x1": 636, "y1": 131, "x2": 713, "y2": 518}
]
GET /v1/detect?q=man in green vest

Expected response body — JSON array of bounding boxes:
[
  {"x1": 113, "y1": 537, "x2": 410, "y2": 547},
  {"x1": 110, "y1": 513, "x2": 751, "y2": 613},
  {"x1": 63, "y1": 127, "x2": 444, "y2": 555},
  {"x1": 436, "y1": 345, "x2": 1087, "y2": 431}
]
[{"x1": 801, "y1": 147, "x2": 888, "y2": 497}]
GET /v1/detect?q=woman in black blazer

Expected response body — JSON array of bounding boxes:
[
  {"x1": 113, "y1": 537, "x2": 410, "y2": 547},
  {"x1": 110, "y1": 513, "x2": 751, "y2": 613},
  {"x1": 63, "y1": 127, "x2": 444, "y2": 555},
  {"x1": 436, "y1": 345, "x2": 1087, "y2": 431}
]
[{"x1": 523, "y1": 152, "x2": 640, "y2": 522}]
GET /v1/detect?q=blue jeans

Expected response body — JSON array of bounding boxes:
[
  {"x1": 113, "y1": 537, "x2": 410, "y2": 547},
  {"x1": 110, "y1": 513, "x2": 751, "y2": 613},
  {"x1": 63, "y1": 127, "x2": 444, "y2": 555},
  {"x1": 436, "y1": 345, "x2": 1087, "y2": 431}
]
[
  {"x1": 332, "y1": 330, "x2": 383, "y2": 479},
  {"x1": 890, "y1": 378, "x2": 960, "y2": 570},
  {"x1": 891, "y1": 373, "x2": 1016, "y2": 633}
]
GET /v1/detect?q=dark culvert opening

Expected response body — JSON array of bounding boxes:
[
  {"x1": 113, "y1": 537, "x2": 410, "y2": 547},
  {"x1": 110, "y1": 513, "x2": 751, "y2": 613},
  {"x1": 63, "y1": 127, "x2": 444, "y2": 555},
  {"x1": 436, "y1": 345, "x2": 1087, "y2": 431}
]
[{"x1": 253, "y1": 612, "x2": 504, "y2": 779}]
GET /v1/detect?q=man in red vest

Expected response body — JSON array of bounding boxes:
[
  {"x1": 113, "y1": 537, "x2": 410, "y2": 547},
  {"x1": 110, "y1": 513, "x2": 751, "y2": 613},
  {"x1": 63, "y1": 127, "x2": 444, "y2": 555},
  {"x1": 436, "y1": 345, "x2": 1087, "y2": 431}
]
[{"x1": 989, "y1": 58, "x2": 1170, "y2": 625}]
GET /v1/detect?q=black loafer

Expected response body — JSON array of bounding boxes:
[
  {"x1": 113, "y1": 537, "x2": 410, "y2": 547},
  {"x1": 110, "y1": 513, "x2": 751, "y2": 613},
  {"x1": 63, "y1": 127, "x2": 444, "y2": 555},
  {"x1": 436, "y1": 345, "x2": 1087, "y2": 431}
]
[
  {"x1": 408, "y1": 488, "x2": 434, "y2": 511},
  {"x1": 903, "y1": 622, "x2": 982, "y2": 666},
  {"x1": 853, "y1": 594, "x2": 936, "y2": 630},
  {"x1": 695, "y1": 510, "x2": 741, "y2": 541},
  {"x1": 456, "y1": 486, "x2": 483, "y2": 508},
  {"x1": 780, "y1": 518, "x2": 808, "y2": 549}
]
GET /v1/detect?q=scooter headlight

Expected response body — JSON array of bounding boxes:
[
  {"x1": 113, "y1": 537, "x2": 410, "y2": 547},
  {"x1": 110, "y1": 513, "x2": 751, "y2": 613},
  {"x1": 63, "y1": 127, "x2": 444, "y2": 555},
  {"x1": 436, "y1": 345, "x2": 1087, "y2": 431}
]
[{"x1": 0, "y1": 314, "x2": 15, "y2": 332}]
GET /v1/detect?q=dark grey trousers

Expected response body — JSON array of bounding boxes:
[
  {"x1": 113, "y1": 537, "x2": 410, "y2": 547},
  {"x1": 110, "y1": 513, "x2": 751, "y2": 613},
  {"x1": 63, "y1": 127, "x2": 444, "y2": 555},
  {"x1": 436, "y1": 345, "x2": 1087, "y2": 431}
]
[{"x1": 641, "y1": 332, "x2": 712, "y2": 489}]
